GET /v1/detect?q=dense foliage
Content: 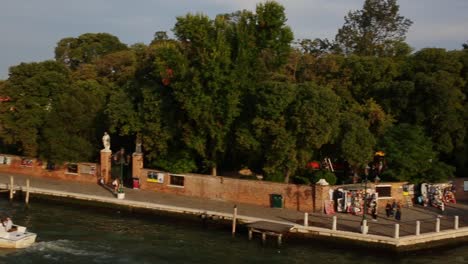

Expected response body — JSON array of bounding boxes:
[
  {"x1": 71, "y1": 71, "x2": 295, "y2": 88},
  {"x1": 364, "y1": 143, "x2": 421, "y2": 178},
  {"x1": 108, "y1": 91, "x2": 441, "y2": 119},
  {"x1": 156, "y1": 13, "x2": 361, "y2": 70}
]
[{"x1": 0, "y1": 1, "x2": 466, "y2": 184}]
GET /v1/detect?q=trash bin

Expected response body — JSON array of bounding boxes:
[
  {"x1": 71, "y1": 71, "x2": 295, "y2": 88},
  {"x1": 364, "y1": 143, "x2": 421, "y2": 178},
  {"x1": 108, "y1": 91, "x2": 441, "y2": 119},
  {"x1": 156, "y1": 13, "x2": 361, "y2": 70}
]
[
  {"x1": 132, "y1": 177, "x2": 140, "y2": 189},
  {"x1": 270, "y1": 194, "x2": 283, "y2": 208}
]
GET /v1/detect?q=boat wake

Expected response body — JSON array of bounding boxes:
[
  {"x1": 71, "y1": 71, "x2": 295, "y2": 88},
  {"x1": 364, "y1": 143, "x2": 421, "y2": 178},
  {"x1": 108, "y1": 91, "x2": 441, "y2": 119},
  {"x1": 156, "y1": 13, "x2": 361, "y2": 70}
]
[{"x1": 4, "y1": 239, "x2": 113, "y2": 263}]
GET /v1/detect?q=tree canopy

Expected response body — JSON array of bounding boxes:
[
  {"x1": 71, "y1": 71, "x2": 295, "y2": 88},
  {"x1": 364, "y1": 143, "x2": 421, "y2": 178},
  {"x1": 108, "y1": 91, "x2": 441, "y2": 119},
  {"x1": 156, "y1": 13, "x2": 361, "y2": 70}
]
[
  {"x1": 335, "y1": 0, "x2": 413, "y2": 56},
  {"x1": 0, "y1": 0, "x2": 466, "y2": 184}
]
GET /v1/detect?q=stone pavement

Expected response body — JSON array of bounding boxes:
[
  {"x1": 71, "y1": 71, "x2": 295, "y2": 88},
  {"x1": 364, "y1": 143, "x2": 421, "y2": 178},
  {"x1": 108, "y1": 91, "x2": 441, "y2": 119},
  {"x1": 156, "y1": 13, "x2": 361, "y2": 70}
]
[{"x1": 0, "y1": 172, "x2": 466, "y2": 238}]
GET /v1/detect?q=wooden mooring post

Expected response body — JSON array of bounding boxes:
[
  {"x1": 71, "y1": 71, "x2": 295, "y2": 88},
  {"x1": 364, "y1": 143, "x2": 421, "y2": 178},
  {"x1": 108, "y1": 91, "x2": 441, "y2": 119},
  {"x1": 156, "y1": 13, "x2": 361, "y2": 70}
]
[
  {"x1": 455, "y1": 216, "x2": 459, "y2": 230},
  {"x1": 304, "y1": 213, "x2": 308, "y2": 227},
  {"x1": 416, "y1": 221, "x2": 420, "y2": 236},
  {"x1": 9, "y1": 176, "x2": 14, "y2": 201},
  {"x1": 247, "y1": 221, "x2": 293, "y2": 247},
  {"x1": 25, "y1": 179, "x2": 30, "y2": 204}
]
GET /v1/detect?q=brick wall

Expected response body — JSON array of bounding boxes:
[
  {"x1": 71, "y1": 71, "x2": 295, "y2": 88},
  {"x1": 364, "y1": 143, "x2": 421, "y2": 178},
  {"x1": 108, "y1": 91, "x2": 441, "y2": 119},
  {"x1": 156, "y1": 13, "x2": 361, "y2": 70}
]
[
  {"x1": 453, "y1": 178, "x2": 468, "y2": 201},
  {"x1": 0, "y1": 154, "x2": 99, "y2": 184},
  {"x1": 139, "y1": 169, "x2": 327, "y2": 212}
]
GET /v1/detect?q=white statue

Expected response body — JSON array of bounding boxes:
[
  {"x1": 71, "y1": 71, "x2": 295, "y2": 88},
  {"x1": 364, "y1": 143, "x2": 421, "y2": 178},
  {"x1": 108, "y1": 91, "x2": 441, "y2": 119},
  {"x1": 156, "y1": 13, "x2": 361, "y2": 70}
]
[{"x1": 102, "y1": 132, "x2": 111, "y2": 151}]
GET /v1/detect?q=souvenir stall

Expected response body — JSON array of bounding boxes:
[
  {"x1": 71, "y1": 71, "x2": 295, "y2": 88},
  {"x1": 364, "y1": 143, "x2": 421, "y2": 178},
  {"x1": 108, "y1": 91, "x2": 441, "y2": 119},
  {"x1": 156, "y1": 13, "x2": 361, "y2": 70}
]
[
  {"x1": 420, "y1": 183, "x2": 456, "y2": 211},
  {"x1": 332, "y1": 186, "x2": 376, "y2": 216}
]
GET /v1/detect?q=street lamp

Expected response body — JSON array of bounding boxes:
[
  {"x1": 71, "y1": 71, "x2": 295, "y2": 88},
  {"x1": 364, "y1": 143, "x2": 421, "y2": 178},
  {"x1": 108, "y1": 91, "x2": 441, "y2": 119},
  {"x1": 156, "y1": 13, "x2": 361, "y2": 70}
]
[{"x1": 362, "y1": 165, "x2": 370, "y2": 223}]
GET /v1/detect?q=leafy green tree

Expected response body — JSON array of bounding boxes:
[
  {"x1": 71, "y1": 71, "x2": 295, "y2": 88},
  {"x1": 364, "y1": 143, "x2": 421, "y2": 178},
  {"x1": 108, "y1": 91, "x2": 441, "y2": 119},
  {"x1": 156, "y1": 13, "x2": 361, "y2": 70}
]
[
  {"x1": 0, "y1": 61, "x2": 103, "y2": 163},
  {"x1": 0, "y1": 61, "x2": 70, "y2": 157},
  {"x1": 335, "y1": 0, "x2": 412, "y2": 56},
  {"x1": 94, "y1": 50, "x2": 137, "y2": 85},
  {"x1": 249, "y1": 82, "x2": 296, "y2": 182},
  {"x1": 405, "y1": 49, "x2": 465, "y2": 155},
  {"x1": 248, "y1": 82, "x2": 341, "y2": 183},
  {"x1": 339, "y1": 112, "x2": 376, "y2": 173},
  {"x1": 255, "y1": 1, "x2": 294, "y2": 70},
  {"x1": 379, "y1": 124, "x2": 454, "y2": 183},
  {"x1": 172, "y1": 13, "x2": 240, "y2": 175},
  {"x1": 41, "y1": 84, "x2": 100, "y2": 162},
  {"x1": 55, "y1": 33, "x2": 128, "y2": 69}
]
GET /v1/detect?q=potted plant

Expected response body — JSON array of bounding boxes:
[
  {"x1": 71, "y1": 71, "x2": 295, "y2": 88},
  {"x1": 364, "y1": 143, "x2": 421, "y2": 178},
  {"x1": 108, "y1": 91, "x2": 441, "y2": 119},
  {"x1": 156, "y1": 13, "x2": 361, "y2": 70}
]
[{"x1": 116, "y1": 184, "x2": 125, "y2": 199}]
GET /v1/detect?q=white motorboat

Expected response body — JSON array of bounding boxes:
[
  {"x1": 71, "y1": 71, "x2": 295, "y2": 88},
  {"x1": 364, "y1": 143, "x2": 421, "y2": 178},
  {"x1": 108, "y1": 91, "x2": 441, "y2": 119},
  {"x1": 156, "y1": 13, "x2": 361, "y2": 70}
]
[{"x1": 0, "y1": 225, "x2": 37, "y2": 248}]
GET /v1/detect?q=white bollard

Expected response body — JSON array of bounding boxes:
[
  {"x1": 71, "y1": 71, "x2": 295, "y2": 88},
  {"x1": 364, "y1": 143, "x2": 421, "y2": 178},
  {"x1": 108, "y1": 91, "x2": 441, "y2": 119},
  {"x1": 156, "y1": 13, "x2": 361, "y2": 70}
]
[
  {"x1": 232, "y1": 206, "x2": 237, "y2": 236},
  {"x1": 332, "y1": 216, "x2": 337, "y2": 231},
  {"x1": 9, "y1": 176, "x2": 14, "y2": 200},
  {"x1": 361, "y1": 220, "x2": 368, "y2": 235},
  {"x1": 436, "y1": 218, "x2": 440, "y2": 232},
  {"x1": 416, "y1": 221, "x2": 420, "y2": 236},
  {"x1": 304, "y1": 212, "x2": 309, "y2": 227},
  {"x1": 394, "y1": 224, "x2": 400, "y2": 239},
  {"x1": 455, "y1": 216, "x2": 459, "y2": 230}
]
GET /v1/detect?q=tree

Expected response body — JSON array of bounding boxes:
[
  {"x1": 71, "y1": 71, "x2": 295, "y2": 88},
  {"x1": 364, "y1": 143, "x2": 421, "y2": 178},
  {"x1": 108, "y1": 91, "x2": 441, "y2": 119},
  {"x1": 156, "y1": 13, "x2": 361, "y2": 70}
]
[
  {"x1": 0, "y1": 61, "x2": 70, "y2": 157},
  {"x1": 247, "y1": 82, "x2": 341, "y2": 183},
  {"x1": 255, "y1": 1, "x2": 294, "y2": 69},
  {"x1": 339, "y1": 112, "x2": 376, "y2": 173},
  {"x1": 0, "y1": 61, "x2": 105, "y2": 162},
  {"x1": 172, "y1": 13, "x2": 240, "y2": 176},
  {"x1": 379, "y1": 124, "x2": 454, "y2": 183},
  {"x1": 55, "y1": 33, "x2": 128, "y2": 69},
  {"x1": 335, "y1": 0, "x2": 413, "y2": 56},
  {"x1": 405, "y1": 49, "x2": 465, "y2": 156},
  {"x1": 251, "y1": 82, "x2": 297, "y2": 182},
  {"x1": 41, "y1": 84, "x2": 101, "y2": 163}
]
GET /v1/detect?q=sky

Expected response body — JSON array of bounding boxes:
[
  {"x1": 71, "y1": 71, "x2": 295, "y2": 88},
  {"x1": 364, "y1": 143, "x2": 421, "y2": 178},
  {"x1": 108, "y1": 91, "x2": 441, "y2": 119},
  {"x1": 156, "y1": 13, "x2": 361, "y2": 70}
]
[{"x1": 1, "y1": 0, "x2": 467, "y2": 79}]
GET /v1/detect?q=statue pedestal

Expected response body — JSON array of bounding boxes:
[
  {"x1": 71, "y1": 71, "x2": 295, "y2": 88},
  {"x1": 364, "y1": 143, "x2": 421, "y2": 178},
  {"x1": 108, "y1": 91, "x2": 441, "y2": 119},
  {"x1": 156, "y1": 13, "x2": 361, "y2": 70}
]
[
  {"x1": 100, "y1": 149, "x2": 112, "y2": 184},
  {"x1": 132, "y1": 152, "x2": 143, "y2": 179}
]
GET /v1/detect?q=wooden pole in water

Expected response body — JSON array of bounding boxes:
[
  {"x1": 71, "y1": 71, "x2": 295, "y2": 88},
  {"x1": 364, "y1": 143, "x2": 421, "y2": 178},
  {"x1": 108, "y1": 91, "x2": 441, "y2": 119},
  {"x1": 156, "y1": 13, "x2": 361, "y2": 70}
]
[
  {"x1": 9, "y1": 176, "x2": 13, "y2": 201},
  {"x1": 304, "y1": 212, "x2": 308, "y2": 227},
  {"x1": 25, "y1": 179, "x2": 30, "y2": 204},
  {"x1": 436, "y1": 218, "x2": 440, "y2": 232},
  {"x1": 232, "y1": 205, "x2": 237, "y2": 236},
  {"x1": 455, "y1": 216, "x2": 459, "y2": 230}
]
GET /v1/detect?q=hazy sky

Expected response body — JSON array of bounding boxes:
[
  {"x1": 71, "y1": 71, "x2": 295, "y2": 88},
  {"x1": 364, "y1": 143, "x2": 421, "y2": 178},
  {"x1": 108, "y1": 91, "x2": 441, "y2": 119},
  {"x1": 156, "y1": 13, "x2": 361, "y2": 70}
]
[{"x1": 1, "y1": 0, "x2": 467, "y2": 79}]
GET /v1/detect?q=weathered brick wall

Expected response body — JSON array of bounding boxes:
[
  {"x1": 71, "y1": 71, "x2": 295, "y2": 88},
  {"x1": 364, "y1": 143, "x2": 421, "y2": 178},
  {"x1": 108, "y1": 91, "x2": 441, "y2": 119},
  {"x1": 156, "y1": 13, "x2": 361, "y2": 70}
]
[
  {"x1": 373, "y1": 182, "x2": 407, "y2": 208},
  {"x1": 453, "y1": 178, "x2": 468, "y2": 201},
  {"x1": 0, "y1": 154, "x2": 99, "y2": 183},
  {"x1": 139, "y1": 169, "x2": 324, "y2": 212}
]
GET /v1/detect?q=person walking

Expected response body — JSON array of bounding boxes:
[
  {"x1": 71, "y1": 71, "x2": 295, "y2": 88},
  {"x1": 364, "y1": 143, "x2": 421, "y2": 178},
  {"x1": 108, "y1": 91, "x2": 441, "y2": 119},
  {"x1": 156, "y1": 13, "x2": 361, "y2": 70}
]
[
  {"x1": 395, "y1": 204, "x2": 402, "y2": 221},
  {"x1": 371, "y1": 202, "x2": 378, "y2": 221},
  {"x1": 385, "y1": 202, "x2": 392, "y2": 217}
]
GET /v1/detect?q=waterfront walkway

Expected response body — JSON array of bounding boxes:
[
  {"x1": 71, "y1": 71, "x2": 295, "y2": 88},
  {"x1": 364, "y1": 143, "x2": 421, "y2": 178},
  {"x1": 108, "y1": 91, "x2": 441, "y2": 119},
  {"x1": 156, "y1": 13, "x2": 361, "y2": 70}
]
[{"x1": 0, "y1": 173, "x2": 467, "y2": 247}]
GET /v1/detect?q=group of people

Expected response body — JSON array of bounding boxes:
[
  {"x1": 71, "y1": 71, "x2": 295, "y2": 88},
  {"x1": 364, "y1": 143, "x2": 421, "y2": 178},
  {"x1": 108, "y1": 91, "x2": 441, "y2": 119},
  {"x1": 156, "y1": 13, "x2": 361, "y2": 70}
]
[
  {"x1": 1, "y1": 216, "x2": 15, "y2": 232},
  {"x1": 385, "y1": 201, "x2": 402, "y2": 221}
]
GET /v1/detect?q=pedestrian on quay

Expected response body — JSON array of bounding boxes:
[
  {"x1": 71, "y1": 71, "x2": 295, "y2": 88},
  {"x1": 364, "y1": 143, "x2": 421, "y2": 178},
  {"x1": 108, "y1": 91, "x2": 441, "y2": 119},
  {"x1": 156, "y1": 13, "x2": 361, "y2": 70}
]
[
  {"x1": 385, "y1": 201, "x2": 392, "y2": 217},
  {"x1": 371, "y1": 202, "x2": 378, "y2": 221},
  {"x1": 395, "y1": 204, "x2": 402, "y2": 221}
]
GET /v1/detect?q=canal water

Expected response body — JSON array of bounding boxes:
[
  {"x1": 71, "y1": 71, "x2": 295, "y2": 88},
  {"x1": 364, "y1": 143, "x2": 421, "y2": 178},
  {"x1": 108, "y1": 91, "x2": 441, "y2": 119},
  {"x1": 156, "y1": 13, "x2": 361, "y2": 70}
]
[{"x1": 0, "y1": 198, "x2": 466, "y2": 264}]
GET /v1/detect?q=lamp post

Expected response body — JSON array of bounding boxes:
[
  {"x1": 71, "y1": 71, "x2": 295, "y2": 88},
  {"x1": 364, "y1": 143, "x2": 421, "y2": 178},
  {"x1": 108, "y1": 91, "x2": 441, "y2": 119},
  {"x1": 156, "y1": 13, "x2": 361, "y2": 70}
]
[{"x1": 362, "y1": 165, "x2": 370, "y2": 223}]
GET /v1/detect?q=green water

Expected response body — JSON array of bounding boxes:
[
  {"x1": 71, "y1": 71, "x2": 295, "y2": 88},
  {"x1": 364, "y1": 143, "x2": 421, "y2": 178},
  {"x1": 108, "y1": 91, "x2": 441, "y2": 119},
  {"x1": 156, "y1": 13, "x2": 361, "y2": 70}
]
[{"x1": 0, "y1": 199, "x2": 466, "y2": 264}]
